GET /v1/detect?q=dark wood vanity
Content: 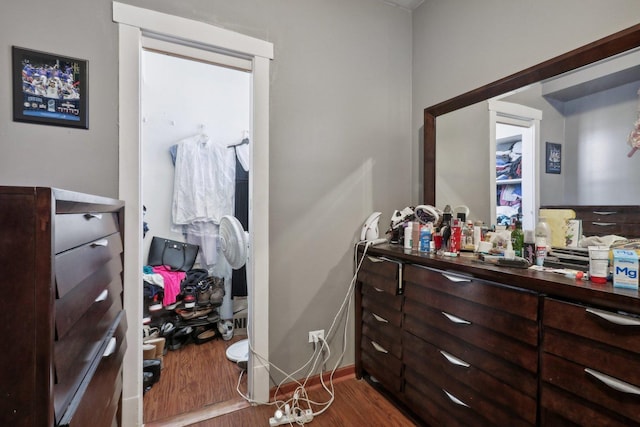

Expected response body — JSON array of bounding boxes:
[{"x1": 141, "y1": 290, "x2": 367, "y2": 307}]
[{"x1": 355, "y1": 243, "x2": 640, "y2": 426}]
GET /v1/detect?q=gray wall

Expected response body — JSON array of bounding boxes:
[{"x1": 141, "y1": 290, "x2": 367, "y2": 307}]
[
  {"x1": 3, "y1": 0, "x2": 640, "y2": 396},
  {"x1": 412, "y1": 0, "x2": 640, "y2": 208},
  {"x1": 0, "y1": 0, "x2": 413, "y2": 385}
]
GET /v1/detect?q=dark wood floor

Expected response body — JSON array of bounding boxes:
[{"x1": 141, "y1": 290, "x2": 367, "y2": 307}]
[
  {"x1": 143, "y1": 335, "x2": 416, "y2": 426},
  {"x1": 144, "y1": 334, "x2": 248, "y2": 423}
]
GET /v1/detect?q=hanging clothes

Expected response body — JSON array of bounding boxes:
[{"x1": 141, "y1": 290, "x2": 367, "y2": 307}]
[
  {"x1": 172, "y1": 133, "x2": 235, "y2": 227},
  {"x1": 232, "y1": 144, "x2": 249, "y2": 297}
]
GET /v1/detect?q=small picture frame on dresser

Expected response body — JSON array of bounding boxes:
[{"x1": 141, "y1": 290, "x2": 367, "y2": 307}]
[{"x1": 12, "y1": 46, "x2": 88, "y2": 129}]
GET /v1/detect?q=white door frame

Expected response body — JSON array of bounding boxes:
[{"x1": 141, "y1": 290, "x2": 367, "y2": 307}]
[
  {"x1": 113, "y1": 3, "x2": 272, "y2": 425},
  {"x1": 488, "y1": 99, "x2": 542, "y2": 230}
]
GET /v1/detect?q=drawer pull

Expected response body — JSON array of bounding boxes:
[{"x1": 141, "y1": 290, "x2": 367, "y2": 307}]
[
  {"x1": 371, "y1": 313, "x2": 389, "y2": 323},
  {"x1": 95, "y1": 289, "x2": 109, "y2": 302},
  {"x1": 439, "y1": 350, "x2": 470, "y2": 368},
  {"x1": 91, "y1": 239, "x2": 109, "y2": 247},
  {"x1": 585, "y1": 368, "x2": 640, "y2": 395},
  {"x1": 592, "y1": 211, "x2": 617, "y2": 215},
  {"x1": 592, "y1": 222, "x2": 616, "y2": 227},
  {"x1": 366, "y1": 256, "x2": 383, "y2": 263},
  {"x1": 370, "y1": 341, "x2": 389, "y2": 354},
  {"x1": 84, "y1": 213, "x2": 104, "y2": 220},
  {"x1": 441, "y1": 273, "x2": 471, "y2": 283},
  {"x1": 442, "y1": 311, "x2": 471, "y2": 325},
  {"x1": 373, "y1": 287, "x2": 385, "y2": 293},
  {"x1": 103, "y1": 337, "x2": 117, "y2": 357},
  {"x1": 443, "y1": 389, "x2": 470, "y2": 408},
  {"x1": 586, "y1": 308, "x2": 640, "y2": 326}
]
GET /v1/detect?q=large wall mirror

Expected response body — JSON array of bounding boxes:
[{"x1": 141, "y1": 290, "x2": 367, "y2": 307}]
[{"x1": 424, "y1": 24, "x2": 640, "y2": 228}]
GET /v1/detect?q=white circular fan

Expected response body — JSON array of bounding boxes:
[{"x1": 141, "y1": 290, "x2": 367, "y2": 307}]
[
  {"x1": 219, "y1": 215, "x2": 249, "y2": 269},
  {"x1": 220, "y1": 215, "x2": 251, "y2": 364}
]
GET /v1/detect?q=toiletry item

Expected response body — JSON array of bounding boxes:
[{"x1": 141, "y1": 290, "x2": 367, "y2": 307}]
[
  {"x1": 613, "y1": 249, "x2": 639, "y2": 289},
  {"x1": 588, "y1": 245, "x2": 610, "y2": 284},
  {"x1": 440, "y1": 212, "x2": 452, "y2": 251},
  {"x1": 411, "y1": 221, "x2": 420, "y2": 251},
  {"x1": 450, "y1": 218, "x2": 462, "y2": 253},
  {"x1": 504, "y1": 241, "x2": 515, "y2": 260},
  {"x1": 462, "y1": 220, "x2": 474, "y2": 250},
  {"x1": 433, "y1": 232, "x2": 443, "y2": 251},
  {"x1": 535, "y1": 217, "x2": 552, "y2": 251},
  {"x1": 473, "y1": 221, "x2": 483, "y2": 252},
  {"x1": 419, "y1": 226, "x2": 431, "y2": 252},
  {"x1": 523, "y1": 230, "x2": 535, "y2": 265},
  {"x1": 404, "y1": 222, "x2": 413, "y2": 250},
  {"x1": 511, "y1": 220, "x2": 524, "y2": 257},
  {"x1": 535, "y1": 237, "x2": 547, "y2": 266},
  {"x1": 477, "y1": 241, "x2": 493, "y2": 253}
]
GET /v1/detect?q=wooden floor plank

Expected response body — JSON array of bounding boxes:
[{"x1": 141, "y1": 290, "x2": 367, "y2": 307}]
[{"x1": 143, "y1": 335, "x2": 416, "y2": 426}]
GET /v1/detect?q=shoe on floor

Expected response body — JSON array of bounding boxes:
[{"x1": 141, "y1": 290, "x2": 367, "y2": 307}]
[{"x1": 218, "y1": 319, "x2": 234, "y2": 341}]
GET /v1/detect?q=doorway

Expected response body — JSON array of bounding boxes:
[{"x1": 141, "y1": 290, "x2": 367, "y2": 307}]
[
  {"x1": 489, "y1": 100, "x2": 542, "y2": 230},
  {"x1": 141, "y1": 47, "x2": 250, "y2": 422},
  {"x1": 113, "y1": 3, "x2": 273, "y2": 425}
]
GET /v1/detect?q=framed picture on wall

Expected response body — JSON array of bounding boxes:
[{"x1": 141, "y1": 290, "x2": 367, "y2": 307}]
[
  {"x1": 545, "y1": 142, "x2": 561, "y2": 174},
  {"x1": 12, "y1": 46, "x2": 88, "y2": 129}
]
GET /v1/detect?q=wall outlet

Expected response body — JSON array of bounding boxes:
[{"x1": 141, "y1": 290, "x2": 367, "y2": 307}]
[{"x1": 308, "y1": 329, "x2": 324, "y2": 343}]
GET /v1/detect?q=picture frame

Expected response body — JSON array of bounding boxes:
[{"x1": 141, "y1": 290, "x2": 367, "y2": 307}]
[
  {"x1": 12, "y1": 46, "x2": 88, "y2": 129},
  {"x1": 545, "y1": 142, "x2": 561, "y2": 174}
]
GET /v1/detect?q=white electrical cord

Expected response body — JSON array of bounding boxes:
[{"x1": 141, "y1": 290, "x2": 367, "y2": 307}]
[{"x1": 233, "y1": 240, "x2": 373, "y2": 425}]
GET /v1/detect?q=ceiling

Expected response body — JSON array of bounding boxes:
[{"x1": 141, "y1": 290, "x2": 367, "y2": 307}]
[{"x1": 382, "y1": 0, "x2": 424, "y2": 11}]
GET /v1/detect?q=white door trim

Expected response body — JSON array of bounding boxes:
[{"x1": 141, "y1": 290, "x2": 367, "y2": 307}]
[{"x1": 113, "y1": 3, "x2": 272, "y2": 425}]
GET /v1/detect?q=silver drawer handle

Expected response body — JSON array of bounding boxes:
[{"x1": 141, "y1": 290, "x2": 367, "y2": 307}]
[
  {"x1": 95, "y1": 289, "x2": 109, "y2": 303},
  {"x1": 373, "y1": 287, "x2": 384, "y2": 293},
  {"x1": 442, "y1": 311, "x2": 471, "y2": 325},
  {"x1": 443, "y1": 389, "x2": 470, "y2": 408},
  {"x1": 85, "y1": 213, "x2": 103, "y2": 220},
  {"x1": 366, "y1": 256, "x2": 383, "y2": 263},
  {"x1": 592, "y1": 222, "x2": 616, "y2": 227},
  {"x1": 371, "y1": 313, "x2": 389, "y2": 323},
  {"x1": 592, "y1": 211, "x2": 616, "y2": 215},
  {"x1": 441, "y1": 273, "x2": 471, "y2": 283},
  {"x1": 584, "y1": 368, "x2": 640, "y2": 395},
  {"x1": 103, "y1": 337, "x2": 117, "y2": 357},
  {"x1": 586, "y1": 308, "x2": 640, "y2": 326},
  {"x1": 439, "y1": 350, "x2": 470, "y2": 368},
  {"x1": 370, "y1": 341, "x2": 388, "y2": 354},
  {"x1": 91, "y1": 239, "x2": 109, "y2": 247}
]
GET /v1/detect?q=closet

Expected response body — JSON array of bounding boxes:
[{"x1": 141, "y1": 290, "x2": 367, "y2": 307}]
[{"x1": 141, "y1": 46, "x2": 251, "y2": 421}]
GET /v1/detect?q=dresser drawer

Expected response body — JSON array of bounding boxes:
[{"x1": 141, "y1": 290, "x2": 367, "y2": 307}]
[
  {"x1": 543, "y1": 298, "x2": 640, "y2": 353},
  {"x1": 404, "y1": 264, "x2": 539, "y2": 321},
  {"x1": 541, "y1": 353, "x2": 640, "y2": 425},
  {"x1": 403, "y1": 331, "x2": 537, "y2": 425},
  {"x1": 55, "y1": 257, "x2": 122, "y2": 340},
  {"x1": 55, "y1": 232, "x2": 122, "y2": 299},
  {"x1": 362, "y1": 282, "x2": 403, "y2": 311},
  {"x1": 359, "y1": 256, "x2": 402, "y2": 295},
  {"x1": 404, "y1": 280, "x2": 538, "y2": 346},
  {"x1": 571, "y1": 205, "x2": 640, "y2": 237},
  {"x1": 406, "y1": 361, "x2": 533, "y2": 427},
  {"x1": 55, "y1": 212, "x2": 120, "y2": 254},
  {"x1": 404, "y1": 297, "x2": 538, "y2": 373},
  {"x1": 361, "y1": 338, "x2": 403, "y2": 393},
  {"x1": 53, "y1": 287, "x2": 122, "y2": 419},
  {"x1": 361, "y1": 294, "x2": 402, "y2": 327},
  {"x1": 60, "y1": 313, "x2": 126, "y2": 427},
  {"x1": 541, "y1": 384, "x2": 634, "y2": 427},
  {"x1": 362, "y1": 311, "x2": 402, "y2": 359}
]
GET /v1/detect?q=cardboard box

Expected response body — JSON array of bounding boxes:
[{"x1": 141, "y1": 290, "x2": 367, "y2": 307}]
[
  {"x1": 613, "y1": 249, "x2": 639, "y2": 289},
  {"x1": 232, "y1": 296, "x2": 248, "y2": 335}
]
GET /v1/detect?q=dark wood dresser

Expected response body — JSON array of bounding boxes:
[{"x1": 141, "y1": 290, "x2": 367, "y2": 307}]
[
  {"x1": 356, "y1": 240, "x2": 640, "y2": 426},
  {"x1": 0, "y1": 187, "x2": 127, "y2": 427}
]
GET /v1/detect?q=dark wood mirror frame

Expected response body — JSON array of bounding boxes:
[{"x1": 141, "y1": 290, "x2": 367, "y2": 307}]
[{"x1": 423, "y1": 23, "x2": 640, "y2": 205}]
